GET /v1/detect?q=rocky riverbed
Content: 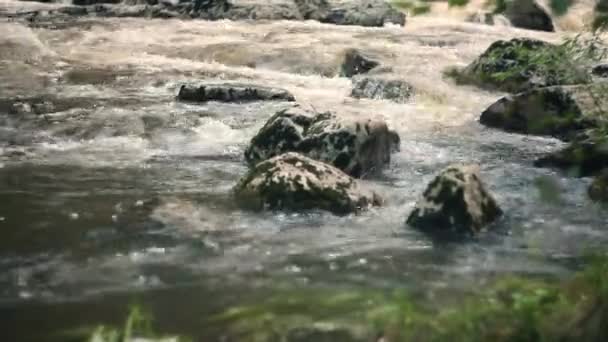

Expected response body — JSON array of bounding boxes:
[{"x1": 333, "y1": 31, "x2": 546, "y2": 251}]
[{"x1": 1, "y1": 0, "x2": 607, "y2": 340}]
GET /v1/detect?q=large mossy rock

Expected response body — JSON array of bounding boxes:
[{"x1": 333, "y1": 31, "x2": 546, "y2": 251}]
[
  {"x1": 454, "y1": 38, "x2": 590, "y2": 93},
  {"x1": 480, "y1": 84, "x2": 608, "y2": 140},
  {"x1": 406, "y1": 164, "x2": 503, "y2": 235},
  {"x1": 535, "y1": 136, "x2": 608, "y2": 177},
  {"x1": 503, "y1": 0, "x2": 554, "y2": 32},
  {"x1": 350, "y1": 75, "x2": 414, "y2": 103},
  {"x1": 589, "y1": 169, "x2": 608, "y2": 202},
  {"x1": 177, "y1": 83, "x2": 296, "y2": 103},
  {"x1": 234, "y1": 152, "x2": 382, "y2": 214},
  {"x1": 244, "y1": 106, "x2": 400, "y2": 178}
]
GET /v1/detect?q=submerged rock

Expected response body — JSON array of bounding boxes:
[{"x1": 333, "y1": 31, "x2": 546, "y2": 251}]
[
  {"x1": 350, "y1": 75, "x2": 414, "y2": 103},
  {"x1": 454, "y1": 38, "x2": 590, "y2": 93},
  {"x1": 233, "y1": 152, "x2": 382, "y2": 214},
  {"x1": 177, "y1": 83, "x2": 296, "y2": 103},
  {"x1": 589, "y1": 169, "x2": 608, "y2": 202},
  {"x1": 244, "y1": 106, "x2": 399, "y2": 177},
  {"x1": 503, "y1": 0, "x2": 554, "y2": 32},
  {"x1": 535, "y1": 136, "x2": 608, "y2": 177},
  {"x1": 480, "y1": 84, "x2": 608, "y2": 140},
  {"x1": 340, "y1": 49, "x2": 380, "y2": 78},
  {"x1": 406, "y1": 164, "x2": 502, "y2": 235}
]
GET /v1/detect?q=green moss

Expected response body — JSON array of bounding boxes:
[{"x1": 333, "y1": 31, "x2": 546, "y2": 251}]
[
  {"x1": 549, "y1": 0, "x2": 572, "y2": 16},
  {"x1": 214, "y1": 254, "x2": 608, "y2": 342},
  {"x1": 448, "y1": 0, "x2": 469, "y2": 7}
]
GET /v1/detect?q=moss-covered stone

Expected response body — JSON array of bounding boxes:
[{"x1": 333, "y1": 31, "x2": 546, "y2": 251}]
[
  {"x1": 350, "y1": 75, "x2": 414, "y2": 103},
  {"x1": 535, "y1": 136, "x2": 608, "y2": 177},
  {"x1": 451, "y1": 38, "x2": 590, "y2": 93},
  {"x1": 588, "y1": 169, "x2": 608, "y2": 202},
  {"x1": 480, "y1": 83, "x2": 608, "y2": 140},
  {"x1": 234, "y1": 152, "x2": 382, "y2": 214},
  {"x1": 406, "y1": 164, "x2": 503, "y2": 235}
]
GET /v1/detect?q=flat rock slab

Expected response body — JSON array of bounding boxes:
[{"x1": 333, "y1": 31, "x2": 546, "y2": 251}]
[
  {"x1": 177, "y1": 83, "x2": 296, "y2": 103},
  {"x1": 13, "y1": 0, "x2": 406, "y2": 27}
]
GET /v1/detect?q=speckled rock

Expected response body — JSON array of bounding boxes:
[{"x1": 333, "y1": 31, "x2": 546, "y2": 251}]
[
  {"x1": 234, "y1": 152, "x2": 382, "y2": 214},
  {"x1": 177, "y1": 83, "x2": 296, "y2": 103},
  {"x1": 406, "y1": 164, "x2": 502, "y2": 235},
  {"x1": 244, "y1": 106, "x2": 400, "y2": 177},
  {"x1": 351, "y1": 75, "x2": 414, "y2": 103}
]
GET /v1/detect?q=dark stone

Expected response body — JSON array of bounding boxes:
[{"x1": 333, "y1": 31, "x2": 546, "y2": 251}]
[
  {"x1": 340, "y1": 49, "x2": 380, "y2": 78},
  {"x1": 351, "y1": 76, "x2": 414, "y2": 103},
  {"x1": 503, "y1": 0, "x2": 554, "y2": 32},
  {"x1": 177, "y1": 83, "x2": 296, "y2": 103},
  {"x1": 456, "y1": 38, "x2": 590, "y2": 93},
  {"x1": 233, "y1": 152, "x2": 382, "y2": 214},
  {"x1": 480, "y1": 84, "x2": 608, "y2": 140},
  {"x1": 592, "y1": 64, "x2": 608, "y2": 78},
  {"x1": 244, "y1": 106, "x2": 399, "y2": 177},
  {"x1": 407, "y1": 164, "x2": 503, "y2": 235},
  {"x1": 535, "y1": 136, "x2": 608, "y2": 177},
  {"x1": 589, "y1": 169, "x2": 608, "y2": 202}
]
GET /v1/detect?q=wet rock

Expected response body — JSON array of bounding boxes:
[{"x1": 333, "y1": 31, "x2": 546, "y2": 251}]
[
  {"x1": 294, "y1": 0, "x2": 331, "y2": 20},
  {"x1": 244, "y1": 106, "x2": 399, "y2": 177},
  {"x1": 340, "y1": 49, "x2": 380, "y2": 78},
  {"x1": 592, "y1": 64, "x2": 608, "y2": 78},
  {"x1": 351, "y1": 75, "x2": 414, "y2": 103},
  {"x1": 177, "y1": 83, "x2": 296, "y2": 103},
  {"x1": 589, "y1": 169, "x2": 608, "y2": 202},
  {"x1": 535, "y1": 136, "x2": 608, "y2": 177},
  {"x1": 455, "y1": 38, "x2": 589, "y2": 93},
  {"x1": 503, "y1": 0, "x2": 554, "y2": 32},
  {"x1": 480, "y1": 84, "x2": 608, "y2": 140},
  {"x1": 233, "y1": 152, "x2": 382, "y2": 214},
  {"x1": 72, "y1": 0, "x2": 120, "y2": 5},
  {"x1": 406, "y1": 164, "x2": 502, "y2": 235}
]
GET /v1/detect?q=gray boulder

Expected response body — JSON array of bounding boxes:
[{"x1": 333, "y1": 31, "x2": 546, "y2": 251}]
[
  {"x1": 503, "y1": 0, "x2": 554, "y2": 32},
  {"x1": 244, "y1": 106, "x2": 400, "y2": 177},
  {"x1": 480, "y1": 84, "x2": 608, "y2": 140},
  {"x1": 406, "y1": 164, "x2": 503, "y2": 235},
  {"x1": 234, "y1": 152, "x2": 382, "y2": 214},
  {"x1": 351, "y1": 75, "x2": 414, "y2": 103},
  {"x1": 177, "y1": 83, "x2": 296, "y2": 103}
]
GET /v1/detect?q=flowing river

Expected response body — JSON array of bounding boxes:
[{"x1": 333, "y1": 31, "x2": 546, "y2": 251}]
[{"x1": 1, "y1": 0, "x2": 607, "y2": 340}]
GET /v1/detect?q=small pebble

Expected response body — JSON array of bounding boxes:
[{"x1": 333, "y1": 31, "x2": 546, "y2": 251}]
[{"x1": 69, "y1": 212, "x2": 79, "y2": 220}]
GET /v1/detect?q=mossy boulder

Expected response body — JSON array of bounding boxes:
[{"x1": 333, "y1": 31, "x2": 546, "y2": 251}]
[
  {"x1": 244, "y1": 106, "x2": 400, "y2": 178},
  {"x1": 407, "y1": 164, "x2": 503, "y2": 235},
  {"x1": 589, "y1": 169, "x2": 608, "y2": 202},
  {"x1": 350, "y1": 75, "x2": 414, "y2": 103},
  {"x1": 453, "y1": 38, "x2": 590, "y2": 93},
  {"x1": 535, "y1": 136, "x2": 608, "y2": 177},
  {"x1": 480, "y1": 84, "x2": 608, "y2": 140},
  {"x1": 234, "y1": 152, "x2": 382, "y2": 214}
]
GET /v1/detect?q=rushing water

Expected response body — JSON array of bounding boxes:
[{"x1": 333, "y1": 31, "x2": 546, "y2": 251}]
[{"x1": 1, "y1": 0, "x2": 608, "y2": 340}]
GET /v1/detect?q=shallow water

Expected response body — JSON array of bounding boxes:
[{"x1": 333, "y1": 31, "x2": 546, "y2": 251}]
[{"x1": 1, "y1": 1, "x2": 608, "y2": 340}]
